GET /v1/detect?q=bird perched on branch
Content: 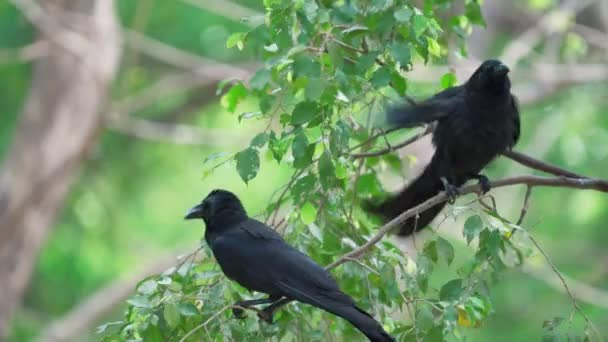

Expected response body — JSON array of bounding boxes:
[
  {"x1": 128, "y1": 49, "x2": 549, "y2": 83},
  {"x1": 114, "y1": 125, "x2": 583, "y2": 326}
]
[
  {"x1": 185, "y1": 189, "x2": 395, "y2": 342},
  {"x1": 365, "y1": 59, "x2": 520, "y2": 236}
]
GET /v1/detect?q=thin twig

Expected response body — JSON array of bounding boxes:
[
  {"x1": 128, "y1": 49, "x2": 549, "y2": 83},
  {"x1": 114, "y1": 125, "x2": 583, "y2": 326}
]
[
  {"x1": 502, "y1": 150, "x2": 586, "y2": 179},
  {"x1": 269, "y1": 169, "x2": 306, "y2": 226},
  {"x1": 526, "y1": 234, "x2": 602, "y2": 339},
  {"x1": 351, "y1": 126, "x2": 432, "y2": 158},
  {"x1": 178, "y1": 304, "x2": 232, "y2": 342},
  {"x1": 343, "y1": 257, "x2": 379, "y2": 275},
  {"x1": 346, "y1": 126, "x2": 402, "y2": 153},
  {"x1": 516, "y1": 185, "x2": 533, "y2": 225}
]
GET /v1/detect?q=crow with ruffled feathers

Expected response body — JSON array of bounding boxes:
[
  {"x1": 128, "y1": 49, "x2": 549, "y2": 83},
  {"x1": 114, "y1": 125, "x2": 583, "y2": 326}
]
[{"x1": 366, "y1": 59, "x2": 520, "y2": 235}]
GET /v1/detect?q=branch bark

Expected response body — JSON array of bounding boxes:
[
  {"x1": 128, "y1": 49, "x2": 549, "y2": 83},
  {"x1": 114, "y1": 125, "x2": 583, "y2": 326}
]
[{"x1": 0, "y1": 1, "x2": 121, "y2": 337}]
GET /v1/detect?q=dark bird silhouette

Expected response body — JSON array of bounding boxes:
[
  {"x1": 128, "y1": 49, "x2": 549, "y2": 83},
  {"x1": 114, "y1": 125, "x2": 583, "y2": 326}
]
[
  {"x1": 366, "y1": 59, "x2": 520, "y2": 236},
  {"x1": 185, "y1": 189, "x2": 395, "y2": 342}
]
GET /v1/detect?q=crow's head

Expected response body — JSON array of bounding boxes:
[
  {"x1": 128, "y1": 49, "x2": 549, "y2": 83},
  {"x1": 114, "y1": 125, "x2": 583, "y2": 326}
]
[
  {"x1": 467, "y1": 59, "x2": 511, "y2": 95},
  {"x1": 184, "y1": 189, "x2": 246, "y2": 223}
]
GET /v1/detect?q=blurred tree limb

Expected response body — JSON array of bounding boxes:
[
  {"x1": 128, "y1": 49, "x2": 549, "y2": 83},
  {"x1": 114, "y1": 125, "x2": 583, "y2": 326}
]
[
  {"x1": 0, "y1": 0, "x2": 121, "y2": 338},
  {"x1": 39, "y1": 248, "x2": 193, "y2": 342}
]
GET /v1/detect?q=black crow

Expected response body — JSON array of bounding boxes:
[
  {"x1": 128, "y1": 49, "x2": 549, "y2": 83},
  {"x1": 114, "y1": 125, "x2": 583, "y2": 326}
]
[
  {"x1": 366, "y1": 59, "x2": 520, "y2": 235},
  {"x1": 185, "y1": 189, "x2": 395, "y2": 342}
]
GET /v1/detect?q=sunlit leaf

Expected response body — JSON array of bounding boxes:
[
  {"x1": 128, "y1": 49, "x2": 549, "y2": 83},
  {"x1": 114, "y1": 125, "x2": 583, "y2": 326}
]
[
  {"x1": 301, "y1": 201, "x2": 317, "y2": 224},
  {"x1": 235, "y1": 147, "x2": 260, "y2": 183}
]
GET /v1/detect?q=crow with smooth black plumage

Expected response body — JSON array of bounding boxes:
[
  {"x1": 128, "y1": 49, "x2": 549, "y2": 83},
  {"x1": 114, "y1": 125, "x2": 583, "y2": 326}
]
[
  {"x1": 365, "y1": 59, "x2": 520, "y2": 236},
  {"x1": 185, "y1": 189, "x2": 395, "y2": 342}
]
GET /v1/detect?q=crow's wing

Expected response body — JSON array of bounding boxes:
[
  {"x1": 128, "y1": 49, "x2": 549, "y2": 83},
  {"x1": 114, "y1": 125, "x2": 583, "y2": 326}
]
[
  {"x1": 210, "y1": 219, "x2": 353, "y2": 307},
  {"x1": 388, "y1": 85, "x2": 464, "y2": 128}
]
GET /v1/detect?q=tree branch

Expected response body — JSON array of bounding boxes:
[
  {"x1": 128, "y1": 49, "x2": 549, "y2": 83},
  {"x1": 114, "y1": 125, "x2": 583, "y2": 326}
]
[
  {"x1": 502, "y1": 150, "x2": 586, "y2": 179},
  {"x1": 264, "y1": 174, "x2": 608, "y2": 314},
  {"x1": 350, "y1": 126, "x2": 433, "y2": 159},
  {"x1": 347, "y1": 124, "x2": 593, "y2": 183},
  {"x1": 501, "y1": 0, "x2": 597, "y2": 66},
  {"x1": 124, "y1": 29, "x2": 258, "y2": 77}
]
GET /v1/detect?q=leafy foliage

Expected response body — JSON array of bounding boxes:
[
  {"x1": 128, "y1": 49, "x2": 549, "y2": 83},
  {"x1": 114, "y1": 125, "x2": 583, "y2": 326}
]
[{"x1": 98, "y1": 1, "x2": 599, "y2": 341}]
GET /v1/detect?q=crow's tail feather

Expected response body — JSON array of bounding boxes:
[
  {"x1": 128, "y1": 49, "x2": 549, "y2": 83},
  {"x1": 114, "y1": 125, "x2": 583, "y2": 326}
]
[
  {"x1": 328, "y1": 305, "x2": 394, "y2": 342},
  {"x1": 365, "y1": 158, "x2": 463, "y2": 235}
]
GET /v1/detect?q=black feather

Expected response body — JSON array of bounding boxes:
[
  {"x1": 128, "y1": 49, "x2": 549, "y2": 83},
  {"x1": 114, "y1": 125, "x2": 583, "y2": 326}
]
[
  {"x1": 187, "y1": 189, "x2": 394, "y2": 342},
  {"x1": 367, "y1": 59, "x2": 520, "y2": 235}
]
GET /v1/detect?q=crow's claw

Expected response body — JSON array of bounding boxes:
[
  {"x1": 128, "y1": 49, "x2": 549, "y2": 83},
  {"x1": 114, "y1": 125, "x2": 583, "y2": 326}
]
[
  {"x1": 257, "y1": 309, "x2": 274, "y2": 324},
  {"x1": 476, "y1": 174, "x2": 491, "y2": 194},
  {"x1": 441, "y1": 177, "x2": 459, "y2": 204},
  {"x1": 232, "y1": 306, "x2": 247, "y2": 319}
]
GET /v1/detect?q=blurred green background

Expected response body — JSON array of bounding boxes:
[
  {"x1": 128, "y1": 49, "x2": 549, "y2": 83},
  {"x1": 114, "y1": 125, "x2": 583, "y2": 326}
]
[{"x1": 1, "y1": 0, "x2": 607, "y2": 341}]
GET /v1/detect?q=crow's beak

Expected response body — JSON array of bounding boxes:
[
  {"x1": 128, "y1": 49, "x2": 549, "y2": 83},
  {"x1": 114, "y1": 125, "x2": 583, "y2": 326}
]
[
  {"x1": 493, "y1": 64, "x2": 510, "y2": 77},
  {"x1": 184, "y1": 204, "x2": 203, "y2": 220}
]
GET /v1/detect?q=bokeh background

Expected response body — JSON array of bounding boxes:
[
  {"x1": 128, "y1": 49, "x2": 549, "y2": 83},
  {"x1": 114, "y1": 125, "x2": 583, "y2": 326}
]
[{"x1": 0, "y1": 0, "x2": 607, "y2": 341}]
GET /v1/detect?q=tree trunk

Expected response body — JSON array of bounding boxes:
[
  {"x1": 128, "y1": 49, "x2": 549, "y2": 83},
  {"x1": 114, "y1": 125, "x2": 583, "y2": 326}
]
[{"x1": 0, "y1": 1, "x2": 120, "y2": 337}]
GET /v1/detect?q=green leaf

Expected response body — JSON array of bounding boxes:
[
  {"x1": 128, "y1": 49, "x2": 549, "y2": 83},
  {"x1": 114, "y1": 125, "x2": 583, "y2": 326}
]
[
  {"x1": 356, "y1": 173, "x2": 383, "y2": 197},
  {"x1": 250, "y1": 132, "x2": 269, "y2": 149},
  {"x1": 390, "y1": 43, "x2": 411, "y2": 66},
  {"x1": 305, "y1": 77, "x2": 327, "y2": 101},
  {"x1": 427, "y1": 37, "x2": 441, "y2": 57},
  {"x1": 269, "y1": 131, "x2": 290, "y2": 163},
  {"x1": 235, "y1": 147, "x2": 260, "y2": 184},
  {"x1": 542, "y1": 317, "x2": 564, "y2": 331},
  {"x1": 465, "y1": 0, "x2": 486, "y2": 27},
  {"x1": 301, "y1": 202, "x2": 318, "y2": 224},
  {"x1": 478, "y1": 228, "x2": 504, "y2": 259},
  {"x1": 415, "y1": 305, "x2": 435, "y2": 331},
  {"x1": 463, "y1": 215, "x2": 483, "y2": 244},
  {"x1": 203, "y1": 152, "x2": 229, "y2": 167},
  {"x1": 177, "y1": 303, "x2": 199, "y2": 316},
  {"x1": 238, "y1": 111, "x2": 263, "y2": 122},
  {"x1": 292, "y1": 131, "x2": 315, "y2": 168},
  {"x1": 96, "y1": 321, "x2": 123, "y2": 335},
  {"x1": 394, "y1": 8, "x2": 412, "y2": 22},
  {"x1": 318, "y1": 150, "x2": 336, "y2": 190},
  {"x1": 226, "y1": 32, "x2": 247, "y2": 50},
  {"x1": 440, "y1": 72, "x2": 458, "y2": 89},
  {"x1": 220, "y1": 83, "x2": 248, "y2": 113},
  {"x1": 142, "y1": 324, "x2": 164, "y2": 342},
  {"x1": 423, "y1": 240, "x2": 438, "y2": 263},
  {"x1": 436, "y1": 237, "x2": 455, "y2": 265},
  {"x1": 426, "y1": 326, "x2": 444, "y2": 342},
  {"x1": 250, "y1": 68, "x2": 271, "y2": 90},
  {"x1": 391, "y1": 71, "x2": 407, "y2": 95},
  {"x1": 293, "y1": 57, "x2": 321, "y2": 77},
  {"x1": 137, "y1": 279, "x2": 158, "y2": 295},
  {"x1": 126, "y1": 295, "x2": 152, "y2": 308},
  {"x1": 264, "y1": 43, "x2": 279, "y2": 52},
  {"x1": 334, "y1": 158, "x2": 348, "y2": 179},
  {"x1": 439, "y1": 279, "x2": 464, "y2": 301},
  {"x1": 291, "y1": 101, "x2": 319, "y2": 125},
  {"x1": 329, "y1": 121, "x2": 350, "y2": 154},
  {"x1": 413, "y1": 15, "x2": 429, "y2": 37},
  {"x1": 357, "y1": 52, "x2": 379, "y2": 73},
  {"x1": 291, "y1": 174, "x2": 317, "y2": 198},
  {"x1": 370, "y1": 67, "x2": 391, "y2": 88},
  {"x1": 163, "y1": 303, "x2": 180, "y2": 328}
]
